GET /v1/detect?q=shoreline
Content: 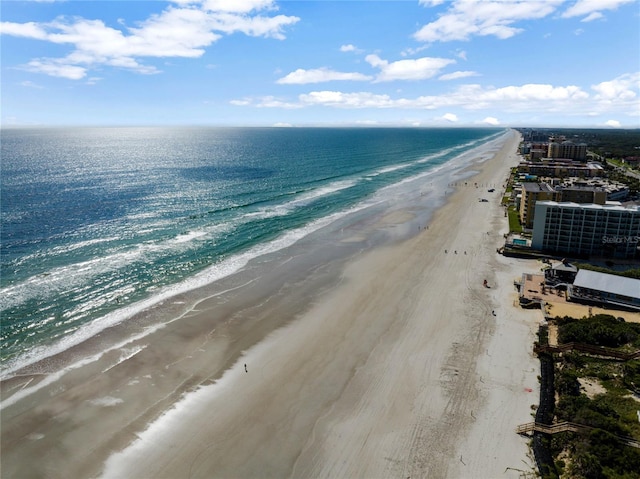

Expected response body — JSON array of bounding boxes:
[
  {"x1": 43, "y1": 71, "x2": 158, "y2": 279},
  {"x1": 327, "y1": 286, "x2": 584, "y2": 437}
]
[
  {"x1": 2, "y1": 129, "x2": 542, "y2": 478},
  {"x1": 0, "y1": 130, "x2": 505, "y2": 381}
]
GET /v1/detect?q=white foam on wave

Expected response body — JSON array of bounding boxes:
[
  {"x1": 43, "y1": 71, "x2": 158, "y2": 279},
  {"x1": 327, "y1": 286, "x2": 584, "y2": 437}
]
[
  {"x1": 367, "y1": 130, "x2": 504, "y2": 181},
  {"x1": 10, "y1": 236, "x2": 121, "y2": 267},
  {"x1": 372, "y1": 164, "x2": 411, "y2": 175},
  {"x1": 123, "y1": 211, "x2": 159, "y2": 221},
  {"x1": 0, "y1": 248, "x2": 141, "y2": 311},
  {"x1": 365, "y1": 129, "x2": 510, "y2": 204},
  {"x1": 89, "y1": 396, "x2": 124, "y2": 407},
  {"x1": 0, "y1": 222, "x2": 232, "y2": 312},
  {"x1": 101, "y1": 345, "x2": 146, "y2": 374},
  {"x1": 172, "y1": 230, "x2": 208, "y2": 244},
  {"x1": 244, "y1": 179, "x2": 359, "y2": 220},
  {"x1": 0, "y1": 202, "x2": 367, "y2": 382},
  {"x1": 288, "y1": 179, "x2": 359, "y2": 206}
]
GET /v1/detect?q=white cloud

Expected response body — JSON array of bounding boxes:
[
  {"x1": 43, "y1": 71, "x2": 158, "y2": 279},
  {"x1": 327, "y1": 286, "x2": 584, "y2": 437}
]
[
  {"x1": 414, "y1": 0, "x2": 563, "y2": 43},
  {"x1": 0, "y1": 21, "x2": 49, "y2": 39},
  {"x1": 561, "y1": 0, "x2": 634, "y2": 20},
  {"x1": 276, "y1": 68, "x2": 372, "y2": 84},
  {"x1": 20, "y1": 80, "x2": 44, "y2": 89},
  {"x1": 298, "y1": 91, "x2": 395, "y2": 108},
  {"x1": 0, "y1": 0, "x2": 299, "y2": 79},
  {"x1": 230, "y1": 98, "x2": 252, "y2": 106},
  {"x1": 254, "y1": 95, "x2": 302, "y2": 109},
  {"x1": 201, "y1": 0, "x2": 275, "y2": 13},
  {"x1": 340, "y1": 44, "x2": 362, "y2": 53},
  {"x1": 580, "y1": 11, "x2": 603, "y2": 22},
  {"x1": 465, "y1": 83, "x2": 589, "y2": 106},
  {"x1": 441, "y1": 113, "x2": 458, "y2": 122},
  {"x1": 365, "y1": 54, "x2": 455, "y2": 82},
  {"x1": 483, "y1": 116, "x2": 500, "y2": 125},
  {"x1": 604, "y1": 119, "x2": 621, "y2": 127},
  {"x1": 25, "y1": 59, "x2": 88, "y2": 79},
  {"x1": 400, "y1": 45, "x2": 429, "y2": 57},
  {"x1": 592, "y1": 72, "x2": 639, "y2": 101},
  {"x1": 236, "y1": 82, "x2": 588, "y2": 111},
  {"x1": 439, "y1": 70, "x2": 479, "y2": 81},
  {"x1": 205, "y1": 11, "x2": 299, "y2": 39},
  {"x1": 231, "y1": 72, "x2": 639, "y2": 122},
  {"x1": 272, "y1": 122, "x2": 293, "y2": 127}
]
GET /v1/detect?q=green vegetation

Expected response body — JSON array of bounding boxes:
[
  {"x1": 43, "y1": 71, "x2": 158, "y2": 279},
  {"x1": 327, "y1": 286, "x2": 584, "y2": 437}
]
[
  {"x1": 542, "y1": 314, "x2": 640, "y2": 478},
  {"x1": 604, "y1": 166, "x2": 640, "y2": 196},
  {"x1": 508, "y1": 205, "x2": 522, "y2": 233},
  {"x1": 608, "y1": 158, "x2": 626, "y2": 168},
  {"x1": 585, "y1": 129, "x2": 640, "y2": 160},
  {"x1": 550, "y1": 356, "x2": 640, "y2": 479},
  {"x1": 537, "y1": 323, "x2": 549, "y2": 346},
  {"x1": 519, "y1": 128, "x2": 640, "y2": 159},
  {"x1": 555, "y1": 314, "x2": 640, "y2": 348}
]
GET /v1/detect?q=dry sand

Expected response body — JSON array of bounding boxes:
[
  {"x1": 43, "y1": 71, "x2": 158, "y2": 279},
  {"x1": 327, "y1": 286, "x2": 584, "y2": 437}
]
[{"x1": 1, "y1": 130, "x2": 544, "y2": 478}]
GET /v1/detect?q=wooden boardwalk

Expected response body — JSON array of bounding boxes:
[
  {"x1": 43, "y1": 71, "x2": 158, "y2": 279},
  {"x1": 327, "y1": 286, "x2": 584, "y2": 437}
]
[
  {"x1": 516, "y1": 422, "x2": 640, "y2": 449},
  {"x1": 534, "y1": 342, "x2": 640, "y2": 361}
]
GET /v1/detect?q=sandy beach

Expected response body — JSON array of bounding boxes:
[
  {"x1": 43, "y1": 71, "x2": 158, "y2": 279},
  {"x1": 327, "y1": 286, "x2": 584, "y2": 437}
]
[{"x1": 1, "y1": 130, "x2": 544, "y2": 478}]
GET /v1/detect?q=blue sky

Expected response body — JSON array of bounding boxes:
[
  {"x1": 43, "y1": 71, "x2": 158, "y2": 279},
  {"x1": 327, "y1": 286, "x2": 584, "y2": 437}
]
[{"x1": 1, "y1": 0, "x2": 639, "y2": 127}]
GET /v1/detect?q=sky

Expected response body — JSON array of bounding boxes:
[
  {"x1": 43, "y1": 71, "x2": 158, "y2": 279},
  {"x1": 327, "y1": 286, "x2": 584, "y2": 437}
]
[{"x1": 1, "y1": 0, "x2": 639, "y2": 128}]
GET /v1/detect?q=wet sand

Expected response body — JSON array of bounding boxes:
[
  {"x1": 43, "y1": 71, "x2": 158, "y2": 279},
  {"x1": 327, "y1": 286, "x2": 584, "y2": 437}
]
[{"x1": 1, "y1": 130, "x2": 542, "y2": 478}]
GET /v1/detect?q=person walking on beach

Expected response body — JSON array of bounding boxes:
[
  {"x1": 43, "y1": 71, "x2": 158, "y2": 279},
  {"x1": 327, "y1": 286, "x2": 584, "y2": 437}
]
[{"x1": 244, "y1": 364, "x2": 248, "y2": 373}]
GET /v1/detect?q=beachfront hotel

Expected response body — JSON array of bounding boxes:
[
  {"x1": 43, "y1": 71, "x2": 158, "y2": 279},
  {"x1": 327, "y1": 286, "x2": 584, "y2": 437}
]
[
  {"x1": 519, "y1": 182, "x2": 613, "y2": 230},
  {"x1": 520, "y1": 183, "x2": 557, "y2": 229},
  {"x1": 547, "y1": 140, "x2": 587, "y2": 161},
  {"x1": 531, "y1": 201, "x2": 640, "y2": 259},
  {"x1": 517, "y1": 159, "x2": 604, "y2": 178}
]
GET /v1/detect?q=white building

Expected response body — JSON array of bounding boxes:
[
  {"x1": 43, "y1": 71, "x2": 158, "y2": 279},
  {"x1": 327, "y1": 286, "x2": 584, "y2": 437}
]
[{"x1": 531, "y1": 201, "x2": 640, "y2": 259}]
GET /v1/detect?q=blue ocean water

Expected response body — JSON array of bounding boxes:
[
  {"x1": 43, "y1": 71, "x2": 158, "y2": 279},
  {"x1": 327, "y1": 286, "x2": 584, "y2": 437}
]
[{"x1": 1, "y1": 127, "x2": 503, "y2": 375}]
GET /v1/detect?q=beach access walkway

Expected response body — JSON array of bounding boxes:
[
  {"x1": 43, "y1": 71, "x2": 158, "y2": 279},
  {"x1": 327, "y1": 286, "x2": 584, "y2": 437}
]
[
  {"x1": 533, "y1": 342, "x2": 640, "y2": 361},
  {"x1": 516, "y1": 421, "x2": 640, "y2": 449}
]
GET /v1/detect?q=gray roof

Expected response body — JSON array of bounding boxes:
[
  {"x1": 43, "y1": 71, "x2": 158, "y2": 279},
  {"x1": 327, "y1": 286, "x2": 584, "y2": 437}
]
[
  {"x1": 522, "y1": 182, "x2": 554, "y2": 193},
  {"x1": 573, "y1": 269, "x2": 640, "y2": 300},
  {"x1": 553, "y1": 263, "x2": 578, "y2": 273}
]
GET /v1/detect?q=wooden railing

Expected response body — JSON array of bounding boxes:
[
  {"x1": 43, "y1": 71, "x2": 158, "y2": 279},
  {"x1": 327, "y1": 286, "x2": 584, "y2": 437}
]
[
  {"x1": 533, "y1": 342, "x2": 640, "y2": 361},
  {"x1": 516, "y1": 422, "x2": 640, "y2": 449}
]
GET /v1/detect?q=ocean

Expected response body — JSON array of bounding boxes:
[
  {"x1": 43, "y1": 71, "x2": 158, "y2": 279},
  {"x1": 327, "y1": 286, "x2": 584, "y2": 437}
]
[{"x1": 1, "y1": 127, "x2": 505, "y2": 378}]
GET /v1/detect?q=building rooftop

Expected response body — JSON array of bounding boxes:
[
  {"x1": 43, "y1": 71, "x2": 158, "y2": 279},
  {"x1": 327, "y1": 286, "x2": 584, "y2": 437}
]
[
  {"x1": 522, "y1": 182, "x2": 554, "y2": 193},
  {"x1": 560, "y1": 185, "x2": 606, "y2": 192},
  {"x1": 553, "y1": 262, "x2": 578, "y2": 273},
  {"x1": 536, "y1": 201, "x2": 640, "y2": 213},
  {"x1": 573, "y1": 270, "x2": 640, "y2": 301},
  {"x1": 559, "y1": 177, "x2": 625, "y2": 190}
]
